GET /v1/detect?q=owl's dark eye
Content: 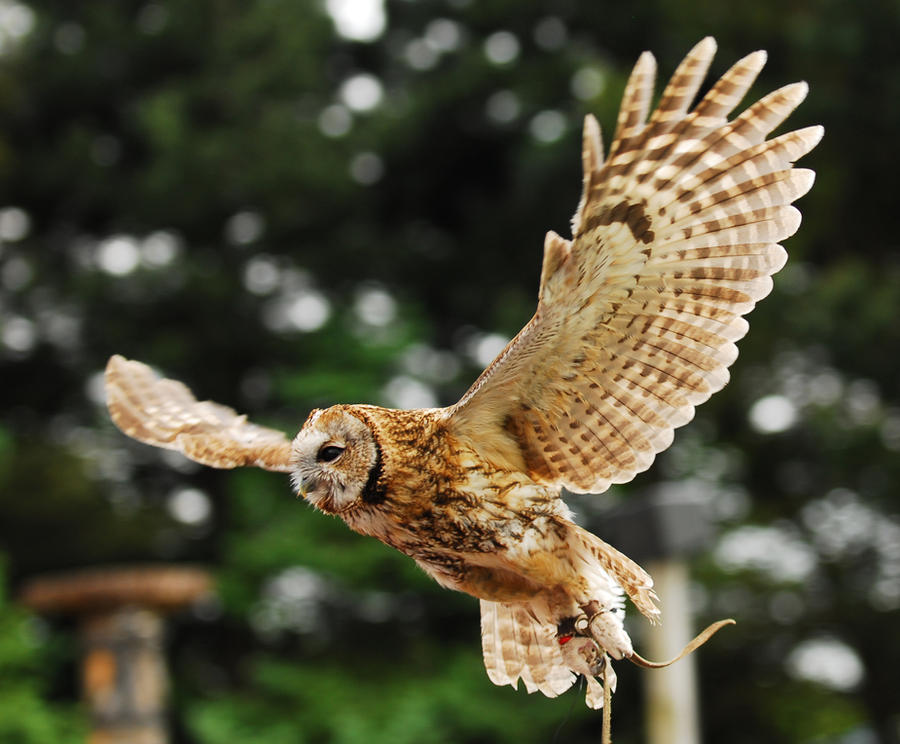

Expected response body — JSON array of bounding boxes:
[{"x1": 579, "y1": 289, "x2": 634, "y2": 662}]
[{"x1": 317, "y1": 445, "x2": 345, "y2": 463}]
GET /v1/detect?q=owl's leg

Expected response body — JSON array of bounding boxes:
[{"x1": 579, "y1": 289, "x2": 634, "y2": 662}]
[
  {"x1": 555, "y1": 615, "x2": 617, "y2": 710},
  {"x1": 578, "y1": 599, "x2": 634, "y2": 660},
  {"x1": 554, "y1": 602, "x2": 633, "y2": 662}
]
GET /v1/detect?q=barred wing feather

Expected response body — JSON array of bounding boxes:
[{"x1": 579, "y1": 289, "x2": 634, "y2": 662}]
[
  {"x1": 105, "y1": 355, "x2": 293, "y2": 472},
  {"x1": 448, "y1": 37, "x2": 822, "y2": 494}
]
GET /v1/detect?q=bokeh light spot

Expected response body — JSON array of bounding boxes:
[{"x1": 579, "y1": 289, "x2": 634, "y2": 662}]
[
  {"x1": 325, "y1": 0, "x2": 385, "y2": 42},
  {"x1": 530, "y1": 110, "x2": 567, "y2": 143},
  {"x1": 383, "y1": 375, "x2": 437, "y2": 409},
  {"x1": 533, "y1": 16, "x2": 567, "y2": 50},
  {"x1": 485, "y1": 90, "x2": 520, "y2": 124},
  {"x1": 787, "y1": 637, "x2": 865, "y2": 691},
  {"x1": 167, "y1": 487, "x2": 212, "y2": 526},
  {"x1": 2, "y1": 315, "x2": 36, "y2": 353},
  {"x1": 484, "y1": 31, "x2": 519, "y2": 66},
  {"x1": 318, "y1": 104, "x2": 353, "y2": 137},
  {"x1": 404, "y1": 38, "x2": 439, "y2": 71},
  {"x1": 571, "y1": 67, "x2": 607, "y2": 100},
  {"x1": 715, "y1": 524, "x2": 817, "y2": 582},
  {"x1": 141, "y1": 230, "x2": 180, "y2": 268},
  {"x1": 136, "y1": 3, "x2": 168, "y2": 35},
  {"x1": 96, "y1": 235, "x2": 141, "y2": 276},
  {"x1": 349, "y1": 152, "x2": 384, "y2": 185},
  {"x1": 244, "y1": 255, "x2": 281, "y2": 295},
  {"x1": 0, "y1": 1, "x2": 34, "y2": 53},
  {"x1": 264, "y1": 290, "x2": 331, "y2": 333},
  {"x1": 748, "y1": 394, "x2": 798, "y2": 434},
  {"x1": 1, "y1": 256, "x2": 32, "y2": 290},
  {"x1": 471, "y1": 333, "x2": 509, "y2": 368},
  {"x1": 226, "y1": 210, "x2": 265, "y2": 246},
  {"x1": 0, "y1": 206, "x2": 30, "y2": 241},
  {"x1": 339, "y1": 73, "x2": 384, "y2": 112},
  {"x1": 425, "y1": 18, "x2": 461, "y2": 52},
  {"x1": 354, "y1": 284, "x2": 396, "y2": 326}
]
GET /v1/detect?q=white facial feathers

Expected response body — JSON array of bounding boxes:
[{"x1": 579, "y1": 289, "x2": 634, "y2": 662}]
[{"x1": 290, "y1": 407, "x2": 378, "y2": 514}]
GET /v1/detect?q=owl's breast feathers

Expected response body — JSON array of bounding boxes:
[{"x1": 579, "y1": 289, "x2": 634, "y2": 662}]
[{"x1": 338, "y1": 405, "x2": 574, "y2": 601}]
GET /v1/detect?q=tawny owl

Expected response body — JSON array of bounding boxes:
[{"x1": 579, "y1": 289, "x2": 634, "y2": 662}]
[{"x1": 105, "y1": 37, "x2": 821, "y2": 709}]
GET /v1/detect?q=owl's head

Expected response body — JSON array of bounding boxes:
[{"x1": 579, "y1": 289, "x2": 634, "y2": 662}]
[{"x1": 290, "y1": 406, "x2": 380, "y2": 514}]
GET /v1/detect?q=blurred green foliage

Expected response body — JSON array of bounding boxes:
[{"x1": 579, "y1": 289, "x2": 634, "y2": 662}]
[
  {"x1": 0, "y1": 557, "x2": 85, "y2": 741},
  {"x1": 1, "y1": 0, "x2": 899, "y2": 742}
]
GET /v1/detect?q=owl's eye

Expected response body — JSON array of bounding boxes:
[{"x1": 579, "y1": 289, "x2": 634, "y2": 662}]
[{"x1": 317, "y1": 445, "x2": 345, "y2": 463}]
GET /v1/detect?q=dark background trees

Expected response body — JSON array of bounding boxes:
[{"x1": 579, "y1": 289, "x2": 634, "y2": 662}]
[{"x1": 1, "y1": 1, "x2": 898, "y2": 742}]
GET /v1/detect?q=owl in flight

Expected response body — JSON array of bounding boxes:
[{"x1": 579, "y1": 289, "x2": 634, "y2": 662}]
[{"x1": 106, "y1": 37, "x2": 821, "y2": 709}]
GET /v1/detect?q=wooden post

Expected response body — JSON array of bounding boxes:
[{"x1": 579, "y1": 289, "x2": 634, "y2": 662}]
[
  {"x1": 591, "y1": 491, "x2": 713, "y2": 744},
  {"x1": 643, "y1": 559, "x2": 700, "y2": 744},
  {"x1": 20, "y1": 566, "x2": 212, "y2": 744}
]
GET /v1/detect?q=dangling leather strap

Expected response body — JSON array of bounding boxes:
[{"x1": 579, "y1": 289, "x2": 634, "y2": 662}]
[{"x1": 628, "y1": 618, "x2": 735, "y2": 669}]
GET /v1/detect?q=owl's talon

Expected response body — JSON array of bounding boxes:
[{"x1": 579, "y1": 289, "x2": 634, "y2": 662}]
[
  {"x1": 561, "y1": 603, "x2": 634, "y2": 661},
  {"x1": 558, "y1": 630, "x2": 605, "y2": 678}
]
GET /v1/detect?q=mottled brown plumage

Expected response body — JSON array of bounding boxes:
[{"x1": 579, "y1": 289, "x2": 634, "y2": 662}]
[{"x1": 105, "y1": 37, "x2": 821, "y2": 709}]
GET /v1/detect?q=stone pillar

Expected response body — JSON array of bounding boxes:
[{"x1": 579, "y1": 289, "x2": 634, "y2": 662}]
[{"x1": 20, "y1": 566, "x2": 212, "y2": 744}]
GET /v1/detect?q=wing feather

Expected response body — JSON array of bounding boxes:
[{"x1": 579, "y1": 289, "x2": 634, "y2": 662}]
[
  {"x1": 648, "y1": 37, "x2": 717, "y2": 125},
  {"x1": 692, "y1": 50, "x2": 767, "y2": 122},
  {"x1": 105, "y1": 355, "x2": 293, "y2": 473},
  {"x1": 611, "y1": 51, "x2": 656, "y2": 146},
  {"x1": 447, "y1": 39, "x2": 822, "y2": 493}
]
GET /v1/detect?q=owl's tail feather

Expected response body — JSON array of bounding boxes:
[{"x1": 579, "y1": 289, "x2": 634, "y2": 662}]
[
  {"x1": 479, "y1": 600, "x2": 575, "y2": 697},
  {"x1": 480, "y1": 599, "x2": 617, "y2": 710}
]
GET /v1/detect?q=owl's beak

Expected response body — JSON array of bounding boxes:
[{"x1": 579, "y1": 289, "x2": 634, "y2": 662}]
[{"x1": 295, "y1": 476, "x2": 315, "y2": 500}]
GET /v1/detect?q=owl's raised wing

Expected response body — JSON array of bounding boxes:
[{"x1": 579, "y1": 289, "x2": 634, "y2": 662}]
[
  {"x1": 446, "y1": 37, "x2": 822, "y2": 494},
  {"x1": 105, "y1": 355, "x2": 293, "y2": 472}
]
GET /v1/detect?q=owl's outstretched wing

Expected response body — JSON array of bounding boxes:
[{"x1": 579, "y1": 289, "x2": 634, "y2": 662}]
[
  {"x1": 105, "y1": 355, "x2": 293, "y2": 472},
  {"x1": 447, "y1": 37, "x2": 822, "y2": 494}
]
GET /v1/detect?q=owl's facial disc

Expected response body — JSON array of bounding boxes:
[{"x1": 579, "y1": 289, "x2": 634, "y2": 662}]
[{"x1": 290, "y1": 407, "x2": 377, "y2": 514}]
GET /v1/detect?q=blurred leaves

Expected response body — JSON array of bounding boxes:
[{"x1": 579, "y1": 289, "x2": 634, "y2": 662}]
[
  {"x1": 188, "y1": 650, "x2": 584, "y2": 744},
  {"x1": 0, "y1": 557, "x2": 85, "y2": 742}
]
